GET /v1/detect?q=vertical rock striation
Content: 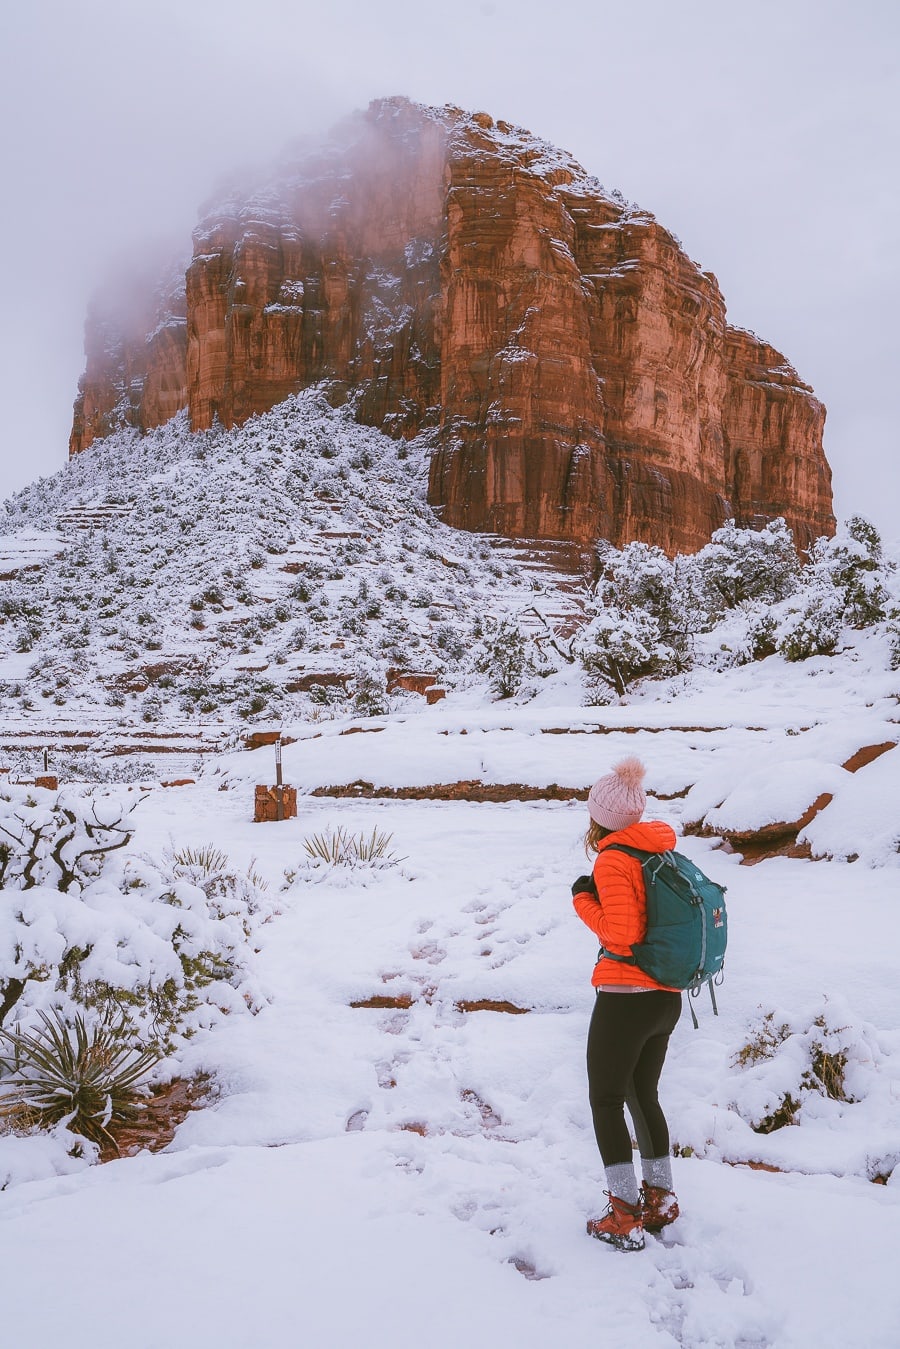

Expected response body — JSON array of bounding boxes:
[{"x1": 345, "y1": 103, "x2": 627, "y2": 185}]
[{"x1": 70, "y1": 98, "x2": 834, "y2": 552}]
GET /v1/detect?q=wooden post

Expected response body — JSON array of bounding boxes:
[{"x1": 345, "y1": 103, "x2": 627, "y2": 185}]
[{"x1": 275, "y1": 738, "x2": 284, "y2": 822}]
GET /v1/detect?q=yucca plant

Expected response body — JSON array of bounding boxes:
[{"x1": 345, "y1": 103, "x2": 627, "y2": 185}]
[
  {"x1": 170, "y1": 844, "x2": 231, "y2": 878},
  {"x1": 0, "y1": 1007, "x2": 161, "y2": 1150},
  {"x1": 300, "y1": 825, "x2": 403, "y2": 867}
]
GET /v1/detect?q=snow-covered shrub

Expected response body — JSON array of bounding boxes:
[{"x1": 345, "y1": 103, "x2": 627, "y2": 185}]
[
  {"x1": 574, "y1": 605, "x2": 674, "y2": 701},
  {"x1": 350, "y1": 658, "x2": 389, "y2": 717},
  {"x1": 708, "y1": 601, "x2": 778, "y2": 669},
  {"x1": 690, "y1": 517, "x2": 800, "y2": 619},
  {"x1": 472, "y1": 617, "x2": 528, "y2": 699},
  {"x1": 729, "y1": 1001, "x2": 878, "y2": 1134},
  {"x1": 0, "y1": 783, "x2": 134, "y2": 895},
  {"x1": 806, "y1": 516, "x2": 890, "y2": 629},
  {"x1": 885, "y1": 607, "x2": 900, "y2": 671},
  {"x1": 162, "y1": 844, "x2": 268, "y2": 929},
  {"x1": 0, "y1": 787, "x2": 271, "y2": 1047},
  {"x1": 595, "y1": 541, "x2": 694, "y2": 666},
  {"x1": 308, "y1": 682, "x2": 346, "y2": 708},
  {"x1": 775, "y1": 583, "x2": 843, "y2": 662},
  {"x1": 433, "y1": 622, "x2": 469, "y2": 663},
  {"x1": 0, "y1": 1007, "x2": 160, "y2": 1150}
]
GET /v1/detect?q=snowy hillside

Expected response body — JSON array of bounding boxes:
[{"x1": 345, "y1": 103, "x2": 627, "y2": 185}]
[{"x1": 0, "y1": 392, "x2": 575, "y2": 752}]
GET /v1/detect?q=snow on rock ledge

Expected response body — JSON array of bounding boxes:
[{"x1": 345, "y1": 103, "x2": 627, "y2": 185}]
[{"x1": 800, "y1": 745, "x2": 900, "y2": 866}]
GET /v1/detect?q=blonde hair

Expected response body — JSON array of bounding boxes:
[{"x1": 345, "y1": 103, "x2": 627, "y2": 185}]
[{"x1": 584, "y1": 819, "x2": 611, "y2": 856}]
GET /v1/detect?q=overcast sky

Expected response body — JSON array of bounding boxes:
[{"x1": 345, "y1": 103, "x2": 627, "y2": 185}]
[{"x1": 2, "y1": 0, "x2": 897, "y2": 538}]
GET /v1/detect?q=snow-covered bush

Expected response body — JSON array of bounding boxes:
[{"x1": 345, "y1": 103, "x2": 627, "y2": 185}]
[
  {"x1": 707, "y1": 601, "x2": 778, "y2": 669},
  {"x1": 0, "y1": 786, "x2": 271, "y2": 1047},
  {"x1": 350, "y1": 658, "x2": 389, "y2": 717},
  {"x1": 472, "y1": 617, "x2": 529, "y2": 699},
  {"x1": 729, "y1": 1001, "x2": 879, "y2": 1135},
  {"x1": 806, "y1": 516, "x2": 891, "y2": 629},
  {"x1": 162, "y1": 843, "x2": 268, "y2": 929},
  {"x1": 690, "y1": 517, "x2": 800, "y2": 620},
  {"x1": 595, "y1": 541, "x2": 694, "y2": 666},
  {"x1": 885, "y1": 608, "x2": 900, "y2": 671},
  {"x1": 0, "y1": 783, "x2": 134, "y2": 896},
  {"x1": 574, "y1": 605, "x2": 674, "y2": 701},
  {"x1": 775, "y1": 583, "x2": 844, "y2": 662}
]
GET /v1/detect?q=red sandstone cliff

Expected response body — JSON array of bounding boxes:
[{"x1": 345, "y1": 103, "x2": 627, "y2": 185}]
[{"x1": 70, "y1": 98, "x2": 834, "y2": 552}]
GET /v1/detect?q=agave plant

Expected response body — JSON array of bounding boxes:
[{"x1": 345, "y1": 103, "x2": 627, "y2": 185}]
[{"x1": 0, "y1": 1007, "x2": 161, "y2": 1150}]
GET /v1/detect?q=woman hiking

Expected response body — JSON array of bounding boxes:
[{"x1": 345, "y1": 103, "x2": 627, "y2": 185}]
[{"x1": 571, "y1": 756, "x2": 681, "y2": 1252}]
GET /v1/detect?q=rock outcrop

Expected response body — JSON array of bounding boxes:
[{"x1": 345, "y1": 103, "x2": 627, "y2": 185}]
[{"x1": 70, "y1": 98, "x2": 834, "y2": 552}]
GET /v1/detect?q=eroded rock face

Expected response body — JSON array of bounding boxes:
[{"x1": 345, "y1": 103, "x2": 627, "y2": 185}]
[
  {"x1": 70, "y1": 98, "x2": 835, "y2": 552},
  {"x1": 69, "y1": 263, "x2": 188, "y2": 457}
]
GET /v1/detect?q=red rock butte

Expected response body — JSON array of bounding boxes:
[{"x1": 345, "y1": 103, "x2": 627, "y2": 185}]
[{"x1": 70, "y1": 97, "x2": 835, "y2": 553}]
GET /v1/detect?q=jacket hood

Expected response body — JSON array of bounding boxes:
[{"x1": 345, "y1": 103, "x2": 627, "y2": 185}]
[{"x1": 596, "y1": 819, "x2": 676, "y2": 855}]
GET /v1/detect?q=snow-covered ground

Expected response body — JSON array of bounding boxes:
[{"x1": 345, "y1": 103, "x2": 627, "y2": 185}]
[{"x1": 1, "y1": 671, "x2": 898, "y2": 1347}]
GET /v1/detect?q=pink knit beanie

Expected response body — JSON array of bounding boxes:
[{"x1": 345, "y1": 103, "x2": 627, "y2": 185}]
[{"x1": 587, "y1": 756, "x2": 647, "y2": 831}]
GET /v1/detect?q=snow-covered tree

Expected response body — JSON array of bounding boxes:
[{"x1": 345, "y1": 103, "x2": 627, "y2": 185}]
[
  {"x1": 806, "y1": 516, "x2": 890, "y2": 629},
  {"x1": 595, "y1": 540, "x2": 694, "y2": 667},
  {"x1": 574, "y1": 605, "x2": 675, "y2": 701},
  {"x1": 472, "y1": 617, "x2": 529, "y2": 699},
  {"x1": 350, "y1": 657, "x2": 389, "y2": 717},
  {"x1": 775, "y1": 583, "x2": 844, "y2": 662},
  {"x1": 689, "y1": 517, "x2": 800, "y2": 619},
  {"x1": 884, "y1": 607, "x2": 900, "y2": 672}
]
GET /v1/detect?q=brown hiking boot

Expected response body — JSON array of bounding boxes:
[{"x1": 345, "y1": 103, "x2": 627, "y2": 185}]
[
  {"x1": 642, "y1": 1185, "x2": 680, "y2": 1233},
  {"x1": 586, "y1": 1193, "x2": 644, "y2": 1252}
]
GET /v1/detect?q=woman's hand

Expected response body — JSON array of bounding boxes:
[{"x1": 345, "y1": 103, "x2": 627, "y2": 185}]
[{"x1": 571, "y1": 874, "x2": 598, "y2": 898}]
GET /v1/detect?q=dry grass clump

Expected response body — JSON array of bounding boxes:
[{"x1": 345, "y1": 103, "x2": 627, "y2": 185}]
[
  {"x1": 732, "y1": 1011, "x2": 790, "y2": 1068},
  {"x1": 805, "y1": 1013, "x2": 851, "y2": 1102}
]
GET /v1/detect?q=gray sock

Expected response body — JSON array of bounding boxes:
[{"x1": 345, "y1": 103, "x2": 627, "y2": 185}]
[
  {"x1": 642, "y1": 1155, "x2": 673, "y2": 1191},
  {"x1": 604, "y1": 1162, "x2": 640, "y2": 1207}
]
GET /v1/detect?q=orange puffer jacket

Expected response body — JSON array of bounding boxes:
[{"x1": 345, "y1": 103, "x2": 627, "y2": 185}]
[{"x1": 573, "y1": 819, "x2": 678, "y2": 990}]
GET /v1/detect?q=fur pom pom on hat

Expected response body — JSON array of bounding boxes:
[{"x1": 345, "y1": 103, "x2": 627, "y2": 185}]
[{"x1": 587, "y1": 756, "x2": 647, "y2": 832}]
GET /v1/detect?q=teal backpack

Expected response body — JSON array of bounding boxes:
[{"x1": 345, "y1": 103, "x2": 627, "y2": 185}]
[{"x1": 600, "y1": 845, "x2": 727, "y2": 1028}]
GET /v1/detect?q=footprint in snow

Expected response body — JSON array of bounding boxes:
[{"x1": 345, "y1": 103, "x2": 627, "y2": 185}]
[{"x1": 409, "y1": 940, "x2": 447, "y2": 964}]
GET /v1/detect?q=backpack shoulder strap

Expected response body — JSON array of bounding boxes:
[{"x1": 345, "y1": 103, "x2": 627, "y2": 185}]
[
  {"x1": 594, "y1": 843, "x2": 653, "y2": 967},
  {"x1": 600, "y1": 843, "x2": 651, "y2": 863}
]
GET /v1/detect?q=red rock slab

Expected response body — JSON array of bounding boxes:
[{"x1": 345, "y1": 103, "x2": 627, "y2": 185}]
[
  {"x1": 841, "y1": 741, "x2": 897, "y2": 773},
  {"x1": 99, "y1": 1075, "x2": 210, "y2": 1161},
  {"x1": 454, "y1": 999, "x2": 530, "y2": 1015}
]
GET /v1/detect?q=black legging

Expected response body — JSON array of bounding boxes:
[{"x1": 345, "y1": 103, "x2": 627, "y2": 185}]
[{"x1": 586, "y1": 990, "x2": 682, "y2": 1166}]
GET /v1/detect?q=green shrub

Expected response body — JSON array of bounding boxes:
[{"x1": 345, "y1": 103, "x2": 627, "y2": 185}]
[
  {"x1": 575, "y1": 606, "x2": 674, "y2": 700},
  {"x1": 472, "y1": 617, "x2": 528, "y2": 699},
  {"x1": 776, "y1": 585, "x2": 843, "y2": 661}
]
